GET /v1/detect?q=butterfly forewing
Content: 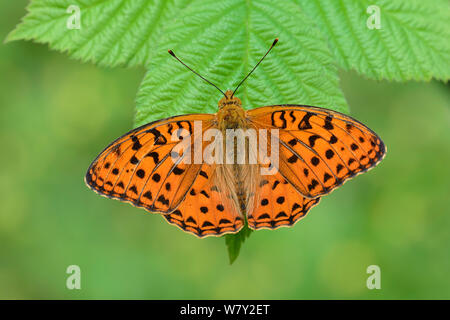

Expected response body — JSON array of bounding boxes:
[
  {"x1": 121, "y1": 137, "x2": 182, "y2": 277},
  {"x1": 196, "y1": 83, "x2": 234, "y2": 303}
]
[
  {"x1": 85, "y1": 114, "x2": 215, "y2": 213},
  {"x1": 247, "y1": 105, "x2": 386, "y2": 198}
]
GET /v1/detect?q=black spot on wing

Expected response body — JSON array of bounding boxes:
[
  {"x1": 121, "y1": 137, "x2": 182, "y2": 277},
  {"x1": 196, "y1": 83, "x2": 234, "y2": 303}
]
[
  {"x1": 219, "y1": 218, "x2": 231, "y2": 225},
  {"x1": 307, "y1": 179, "x2": 319, "y2": 191},
  {"x1": 288, "y1": 138, "x2": 297, "y2": 146},
  {"x1": 325, "y1": 149, "x2": 334, "y2": 159},
  {"x1": 136, "y1": 169, "x2": 145, "y2": 178},
  {"x1": 202, "y1": 221, "x2": 214, "y2": 227},
  {"x1": 171, "y1": 209, "x2": 182, "y2": 217},
  {"x1": 271, "y1": 111, "x2": 287, "y2": 129},
  {"x1": 200, "y1": 190, "x2": 210, "y2": 198},
  {"x1": 329, "y1": 135, "x2": 338, "y2": 144},
  {"x1": 323, "y1": 173, "x2": 332, "y2": 183},
  {"x1": 167, "y1": 124, "x2": 174, "y2": 135},
  {"x1": 311, "y1": 157, "x2": 320, "y2": 166},
  {"x1": 130, "y1": 156, "x2": 139, "y2": 165},
  {"x1": 272, "y1": 180, "x2": 280, "y2": 190},
  {"x1": 129, "y1": 185, "x2": 138, "y2": 194},
  {"x1": 147, "y1": 128, "x2": 167, "y2": 145},
  {"x1": 308, "y1": 135, "x2": 320, "y2": 147},
  {"x1": 298, "y1": 112, "x2": 313, "y2": 130},
  {"x1": 257, "y1": 213, "x2": 270, "y2": 220},
  {"x1": 131, "y1": 135, "x2": 142, "y2": 150},
  {"x1": 275, "y1": 211, "x2": 288, "y2": 219},
  {"x1": 143, "y1": 191, "x2": 152, "y2": 200},
  {"x1": 172, "y1": 166, "x2": 185, "y2": 175},
  {"x1": 186, "y1": 216, "x2": 197, "y2": 224},
  {"x1": 292, "y1": 203, "x2": 301, "y2": 212},
  {"x1": 157, "y1": 195, "x2": 169, "y2": 205},
  {"x1": 289, "y1": 110, "x2": 296, "y2": 123},
  {"x1": 176, "y1": 121, "x2": 193, "y2": 134},
  {"x1": 146, "y1": 152, "x2": 159, "y2": 164},
  {"x1": 287, "y1": 155, "x2": 298, "y2": 163},
  {"x1": 323, "y1": 116, "x2": 334, "y2": 130}
]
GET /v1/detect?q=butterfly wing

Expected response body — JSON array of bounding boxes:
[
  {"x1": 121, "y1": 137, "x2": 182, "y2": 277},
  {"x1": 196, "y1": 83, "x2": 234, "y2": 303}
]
[
  {"x1": 163, "y1": 163, "x2": 244, "y2": 237},
  {"x1": 248, "y1": 172, "x2": 320, "y2": 230},
  {"x1": 86, "y1": 113, "x2": 244, "y2": 237},
  {"x1": 85, "y1": 114, "x2": 215, "y2": 213},
  {"x1": 247, "y1": 105, "x2": 386, "y2": 198}
]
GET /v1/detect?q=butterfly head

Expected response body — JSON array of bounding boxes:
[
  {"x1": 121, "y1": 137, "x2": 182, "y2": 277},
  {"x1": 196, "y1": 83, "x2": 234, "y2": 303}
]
[{"x1": 218, "y1": 90, "x2": 242, "y2": 109}]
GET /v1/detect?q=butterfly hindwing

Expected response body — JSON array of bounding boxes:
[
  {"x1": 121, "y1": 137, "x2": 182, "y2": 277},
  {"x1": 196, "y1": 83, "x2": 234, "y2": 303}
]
[
  {"x1": 248, "y1": 172, "x2": 321, "y2": 230},
  {"x1": 247, "y1": 105, "x2": 386, "y2": 198},
  {"x1": 163, "y1": 163, "x2": 245, "y2": 237}
]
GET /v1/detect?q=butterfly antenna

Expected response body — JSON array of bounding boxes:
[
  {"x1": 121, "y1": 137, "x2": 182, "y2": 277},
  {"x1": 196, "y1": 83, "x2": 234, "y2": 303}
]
[
  {"x1": 168, "y1": 50, "x2": 226, "y2": 98},
  {"x1": 232, "y1": 38, "x2": 278, "y2": 97}
]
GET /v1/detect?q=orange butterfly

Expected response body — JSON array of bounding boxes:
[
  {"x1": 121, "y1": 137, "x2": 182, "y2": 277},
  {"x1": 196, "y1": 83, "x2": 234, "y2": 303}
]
[{"x1": 85, "y1": 39, "x2": 386, "y2": 237}]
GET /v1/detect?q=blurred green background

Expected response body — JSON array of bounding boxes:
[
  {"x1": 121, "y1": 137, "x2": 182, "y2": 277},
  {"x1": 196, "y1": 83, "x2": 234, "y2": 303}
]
[{"x1": 1, "y1": 1, "x2": 449, "y2": 299}]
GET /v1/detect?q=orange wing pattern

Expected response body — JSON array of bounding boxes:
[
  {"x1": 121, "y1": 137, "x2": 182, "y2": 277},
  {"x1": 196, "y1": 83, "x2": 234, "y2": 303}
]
[
  {"x1": 85, "y1": 114, "x2": 214, "y2": 213},
  {"x1": 248, "y1": 172, "x2": 320, "y2": 230},
  {"x1": 163, "y1": 164, "x2": 244, "y2": 237},
  {"x1": 247, "y1": 105, "x2": 386, "y2": 198}
]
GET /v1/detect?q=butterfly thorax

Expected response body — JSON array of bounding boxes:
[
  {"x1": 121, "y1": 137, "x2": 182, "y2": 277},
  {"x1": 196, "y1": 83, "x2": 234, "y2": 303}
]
[{"x1": 217, "y1": 90, "x2": 247, "y2": 130}]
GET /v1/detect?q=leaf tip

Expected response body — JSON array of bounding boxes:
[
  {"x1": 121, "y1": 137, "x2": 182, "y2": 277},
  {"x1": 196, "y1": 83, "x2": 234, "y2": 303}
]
[
  {"x1": 225, "y1": 225, "x2": 253, "y2": 265},
  {"x1": 4, "y1": 29, "x2": 19, "y2": 44}
]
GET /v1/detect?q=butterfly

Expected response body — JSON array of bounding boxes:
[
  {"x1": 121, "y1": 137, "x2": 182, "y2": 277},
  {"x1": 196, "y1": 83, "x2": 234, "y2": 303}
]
[{"x1": 85, "y1": 39, "x2": 386, "y2": 238}]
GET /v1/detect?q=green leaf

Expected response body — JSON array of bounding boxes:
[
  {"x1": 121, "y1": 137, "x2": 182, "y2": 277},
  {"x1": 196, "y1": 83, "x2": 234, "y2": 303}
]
[
  {"x1": 225, "y1": 225, "x2": 253, "y2": 265},
  {"x1": 135, "y1": 0, "x2": 348, "y2": 125},
  {"x1": 8, "y1": 0, "x2": 449, "y2": 84},
  {"x1": 296, "y1": 0, "x2": 450, "y2": 81},
  {"x1": 6, "y1": 0, "x2": 191, "y2": 67}
]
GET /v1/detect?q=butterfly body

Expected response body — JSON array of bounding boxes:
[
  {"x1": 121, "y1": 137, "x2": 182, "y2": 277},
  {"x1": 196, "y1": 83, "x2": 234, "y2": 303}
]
[{"x1": 210, "y1": 90, "x2": 260, "y2": 224}]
